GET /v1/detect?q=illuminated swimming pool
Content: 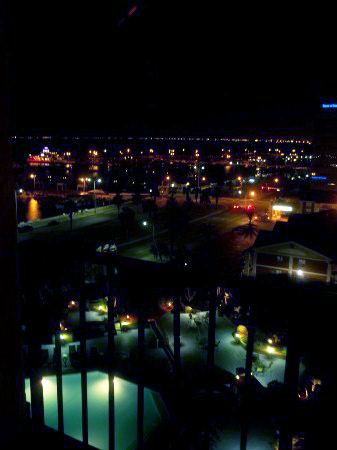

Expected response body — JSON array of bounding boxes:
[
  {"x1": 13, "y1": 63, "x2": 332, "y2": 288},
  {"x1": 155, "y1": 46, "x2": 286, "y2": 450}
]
[{"x1": 25, "y1": 371, "x2": 167, "y2": 449}]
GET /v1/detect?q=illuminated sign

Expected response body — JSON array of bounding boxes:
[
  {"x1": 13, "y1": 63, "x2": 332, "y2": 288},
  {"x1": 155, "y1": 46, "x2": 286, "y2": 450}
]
[
  {"x1": 272, "y1": 205, "x2": 293, "y2": 212},
  {"x1": 322, "y1": 104, "x2": 337, "y2": 108},
  {"x1": 311, "y1": 176, "x2": 327, "y2": 181}
]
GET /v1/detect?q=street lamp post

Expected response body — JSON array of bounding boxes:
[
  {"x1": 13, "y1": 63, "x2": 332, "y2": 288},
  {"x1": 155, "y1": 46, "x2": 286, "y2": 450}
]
[
  {"x1": 195, "y1": 162, "x2": 205, "y2": 202},
  {"x1": 14, "y1": 189, "x2": 23, "y2": 224},
  {"x1": 30, "y1": 174, "x2": 36, "y2": 190},
  {"x1": 93, "y1": 178, "x2": 102, "y2": 213},
  {"x1": 142, "y1": 220, "x2": 158, "y2": 259},
  {"x1": 79, "y1": 177, "x2": 91, "y2": 193}
]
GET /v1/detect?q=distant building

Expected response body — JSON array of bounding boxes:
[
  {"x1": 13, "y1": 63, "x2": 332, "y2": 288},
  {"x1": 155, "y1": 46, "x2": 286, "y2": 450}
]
[
  {"x1": 271, "y1": 190, "x2": 337, "y2": 219},
  {"x1": 243, "y1": 210, "x2": 337, "y2": 283},
  {"x1": 298, "y1": 190, "x2": 337, "y2": 214}
]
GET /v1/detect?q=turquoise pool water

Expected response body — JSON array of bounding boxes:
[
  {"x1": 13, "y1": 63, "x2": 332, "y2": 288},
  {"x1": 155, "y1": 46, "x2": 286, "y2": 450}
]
[{"x1": 25, "y1": 371, "x2": 167, "y2": 449}]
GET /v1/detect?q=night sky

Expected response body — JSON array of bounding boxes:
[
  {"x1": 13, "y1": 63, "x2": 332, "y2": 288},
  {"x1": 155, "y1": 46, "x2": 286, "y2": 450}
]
[{"x1": 9, "y1": 1, "x2": 337, "y2": 134}]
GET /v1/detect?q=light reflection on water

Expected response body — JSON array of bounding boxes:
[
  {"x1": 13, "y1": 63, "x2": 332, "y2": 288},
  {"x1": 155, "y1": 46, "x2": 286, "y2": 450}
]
[{"x1": 26, "y1": 197, "x2": 41, "y2": 222}]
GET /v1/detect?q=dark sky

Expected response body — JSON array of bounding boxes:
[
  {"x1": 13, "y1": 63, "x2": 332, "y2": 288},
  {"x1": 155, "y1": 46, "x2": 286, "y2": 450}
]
[{"x1": 9, "y1": 1, "x2": 337, "y2": 135}]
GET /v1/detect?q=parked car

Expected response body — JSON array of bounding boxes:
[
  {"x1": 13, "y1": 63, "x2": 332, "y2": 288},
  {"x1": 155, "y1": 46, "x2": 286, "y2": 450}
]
[{"x1": 18, "y1": 225, "x2": 34, "y2": 233}]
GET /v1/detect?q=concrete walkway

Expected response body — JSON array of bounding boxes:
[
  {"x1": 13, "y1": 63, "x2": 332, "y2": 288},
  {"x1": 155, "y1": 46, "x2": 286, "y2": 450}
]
[{"x1": 158, "y1": 312, "x2": 288, "y2": 387}]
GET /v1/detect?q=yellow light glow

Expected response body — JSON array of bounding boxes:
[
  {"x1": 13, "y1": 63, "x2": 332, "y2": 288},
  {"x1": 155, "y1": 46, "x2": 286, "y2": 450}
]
[
  {"x1": 267, "y1": 338, "x2": 273, "y2": 344},
  {"x1": 266, "y1": 345, "x2": 274, "y2": 354},
  {"x1": 41, "y1": 377, "x2": 51, "y2": 389},
  {"x1": 94, "y1": 376, "x2": 120, "y2": 396},
  {"x1": 250, "y1": 191, "x2": 255, "y2": 197}
]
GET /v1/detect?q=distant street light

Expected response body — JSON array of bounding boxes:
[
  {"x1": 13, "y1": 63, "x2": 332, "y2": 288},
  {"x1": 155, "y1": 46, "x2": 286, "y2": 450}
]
[
  {"x1": 93, "y1": 178, "x2": 102, "y2": 213},
  {"x1": 142, "y1": 220, "x2": 158, "y2": 259},
  {"x1": 79, "y1": 177, "x2": 91, "y2": 192},
  {"x1": 30, "y1": 174, "x2": 36, "y2": 190}
]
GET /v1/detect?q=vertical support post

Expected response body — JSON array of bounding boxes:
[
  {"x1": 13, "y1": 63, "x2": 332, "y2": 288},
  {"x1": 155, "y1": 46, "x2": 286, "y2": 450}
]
[
  {"x1": 80, "y1": 268, "x2": 88, "y2": 445},
  {"x1": 240, "y1": 321, "x2": 255, "y2": 450},
  {"x1": 55, "y1": 326, "x2": 64, "y2": 434},
  {"x1": 29, "y1": 341, "x2": 44, "y2": 432},
  {"x1": 0, "y1": 7, "x2": 26, "y2": 444},
  {"x1": 106, "y1": 265, "x2": 116, "y2": 450},
  {"x1": 327, "y1": 262, "x2": 331, "y2": 283},
  {"x1": 252, "y1": 251, "x2": 257, "y2": 276},
  {"x1": 289, "y1": 256, "x2": 293, "y2": 276},
  {"x1": 173, "y1": 295, "x2": 181, "y2": 379},
  {"x1": 137, "y1": 305, "x2": 145, "y2": 450},
  {"x1": 279, "y1": 326, "x2": 300, "y2": 450}
]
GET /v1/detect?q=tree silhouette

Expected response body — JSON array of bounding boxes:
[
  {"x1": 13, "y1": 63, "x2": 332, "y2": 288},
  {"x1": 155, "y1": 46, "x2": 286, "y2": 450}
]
[
  {"x1": 112, "y1": 193, "x2": 124, "y2": 215},
  {"x1": 118, "y1": 207, "x2": 135, "y2": 240},
  {"x1": 64, "y1": 199, "x2": 77, "y2": 231}
]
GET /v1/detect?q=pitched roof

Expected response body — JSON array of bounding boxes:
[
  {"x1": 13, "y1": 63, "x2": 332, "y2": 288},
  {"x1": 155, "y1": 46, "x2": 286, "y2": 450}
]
[{"x1": 251, "y1": 210, "x2": 337, "y2": 260}]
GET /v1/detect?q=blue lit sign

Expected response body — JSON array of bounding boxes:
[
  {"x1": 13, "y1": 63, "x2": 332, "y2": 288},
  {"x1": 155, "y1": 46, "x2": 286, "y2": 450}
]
[
  {"x1": 311, "y1": 176, "x2": 327, "y2": 181},
  {"x1": 322, "y1": 104, "x2": 337, "y2": 108}
]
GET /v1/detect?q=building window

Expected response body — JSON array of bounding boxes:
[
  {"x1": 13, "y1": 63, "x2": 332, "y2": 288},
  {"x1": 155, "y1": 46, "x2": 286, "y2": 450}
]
[
  {"x1": 275, "y1": 270, "x2": 282, "y2": 274},
  {"x1": 299, "y1": 259, "x2": 306, "y2": 265},
  {"x1": 277, "y1": 256, "x2": 284, "y2": 262}
]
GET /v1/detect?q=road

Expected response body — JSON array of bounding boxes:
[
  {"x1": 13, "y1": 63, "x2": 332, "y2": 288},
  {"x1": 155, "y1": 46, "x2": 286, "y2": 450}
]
[
  {"x1": 119, "y1": 208, "x2": 273, "y2": 262},
  {"x1": 18, "y1": 195, "x2": 274, "y2": 265},
  {"x1": 17, "y1": 205, "x2": 120, "y2": 242}
]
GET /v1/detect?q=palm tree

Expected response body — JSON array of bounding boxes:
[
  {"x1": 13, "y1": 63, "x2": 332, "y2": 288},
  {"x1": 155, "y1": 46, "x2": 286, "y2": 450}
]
[
  {"x1": 112, "y1": 192, "x2": 124, "y2": 215},
  {"x1": 132, "y1": 192, "x2": 142, "y2": 212},
  {"x1": 118, "y1": 207, "x2": 135, "y2": 241},
  {"x1": 149, "y1": 243, "x2": 160, "y2": 261},
  {"x1": 213, "y1": 186, "x2": 221, "y2": 207},
  {"x1": 184, "y1": 186, "x2": 191, "y2": 202},
  {"x1": 142, "y1": 199, "x2": 158, "y2": 219},
  {"x1": 200, "y1": 190, "x2": 211, "y2": 205},
  {"x1": 64, "y1": 199, "x2": 76, "y2": 231},
  {"x1": 234, "y1": 222, "x2": 258, "y2": 240},
  {"x1": 207, "y1": 289, "x2": 217, "y2": 369}
]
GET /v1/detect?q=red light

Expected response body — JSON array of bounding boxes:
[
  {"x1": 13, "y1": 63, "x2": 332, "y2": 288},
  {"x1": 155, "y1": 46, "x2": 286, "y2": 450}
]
[{"x1": 128, "y1": 5, "x2": 138, "y2": 16}]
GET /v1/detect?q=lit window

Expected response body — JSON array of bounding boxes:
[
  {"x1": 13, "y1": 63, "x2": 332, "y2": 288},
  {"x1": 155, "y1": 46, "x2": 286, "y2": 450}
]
[{"x1": 277, "y1": 256, "x2": 284, "y2": 262}]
